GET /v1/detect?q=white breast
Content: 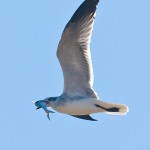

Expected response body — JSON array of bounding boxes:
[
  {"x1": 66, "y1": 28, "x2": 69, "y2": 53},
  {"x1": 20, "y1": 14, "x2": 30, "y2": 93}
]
[{"x1": 53, "y1": 98, "x2": 100, "y2": 115}]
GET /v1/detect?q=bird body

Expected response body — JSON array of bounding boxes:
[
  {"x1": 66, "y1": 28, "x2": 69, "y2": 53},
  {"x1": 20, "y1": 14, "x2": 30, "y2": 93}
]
[
  {"x1": 52, "y1": 97, "x2": 100, "y2": 115},
  {"x1": 50, "y1": 97, "x2": 128, "y2": 116},
  {"x1": 33, "y1": 0, "x2": 129, "y2": 121}
]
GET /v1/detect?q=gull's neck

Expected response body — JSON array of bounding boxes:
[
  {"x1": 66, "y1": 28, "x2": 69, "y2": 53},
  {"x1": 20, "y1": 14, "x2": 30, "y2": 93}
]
[
  {"x1": 45, "y1": 96, "x2": 58, "y2": 107},
  {"x1": 47, "y1": 97, "x2": 58, "y2": 102}
]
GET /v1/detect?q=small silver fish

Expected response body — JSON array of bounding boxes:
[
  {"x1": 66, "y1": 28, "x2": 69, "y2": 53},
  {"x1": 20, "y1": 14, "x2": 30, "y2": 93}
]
[{"x1": 33, "y1": 100, "x2": 55, "y2": 120}]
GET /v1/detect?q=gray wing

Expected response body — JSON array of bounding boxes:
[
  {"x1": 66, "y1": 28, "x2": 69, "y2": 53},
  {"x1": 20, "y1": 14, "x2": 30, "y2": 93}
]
[{"x1": 57, "y1": 0, "x2": 99, "y2": 99}]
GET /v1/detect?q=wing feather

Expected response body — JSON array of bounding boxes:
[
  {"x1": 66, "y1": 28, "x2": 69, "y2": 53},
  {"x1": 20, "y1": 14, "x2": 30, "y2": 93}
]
[{"x1": 57, "y1": 0, "x2": 99, "y2": 98}]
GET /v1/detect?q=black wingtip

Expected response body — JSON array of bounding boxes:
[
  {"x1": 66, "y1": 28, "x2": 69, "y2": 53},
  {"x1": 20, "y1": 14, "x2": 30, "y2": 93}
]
[
  {"x1": 68, "y1": 0, "x2": 99, "y2": 24},
  {"x1": 71, "y1": 115, "x2": 97, "y2": 121},
  {"x1": 106, "y1": 107, "x2": 120, "y2": 112},
  {"x1": 95, "y1": 104, "x2": 120, "y2": 112}
]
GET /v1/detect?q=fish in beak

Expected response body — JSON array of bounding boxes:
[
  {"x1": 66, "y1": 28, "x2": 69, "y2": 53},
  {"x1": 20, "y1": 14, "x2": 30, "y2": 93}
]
[
  {"x1": 36, "y1": 106, "x2": 41, "y2": 110},
  {"x1": 32, "y1": 100, "x2": 55, "y2": 120}
]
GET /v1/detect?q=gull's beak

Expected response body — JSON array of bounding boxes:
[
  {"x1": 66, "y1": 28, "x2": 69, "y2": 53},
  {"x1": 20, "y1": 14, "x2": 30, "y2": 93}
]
[
  {"x1": 36, "y1": 106, "x2": 41, "y2": 110},
  {"x1": 32, "y1": 101, "x2": 42, "y2": 110}
]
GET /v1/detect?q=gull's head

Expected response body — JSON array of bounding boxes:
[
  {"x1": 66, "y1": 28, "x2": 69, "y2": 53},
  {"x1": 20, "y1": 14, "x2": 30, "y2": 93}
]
[{"x1": 32, "y1": 100, "x2": 54, "y2": 120}]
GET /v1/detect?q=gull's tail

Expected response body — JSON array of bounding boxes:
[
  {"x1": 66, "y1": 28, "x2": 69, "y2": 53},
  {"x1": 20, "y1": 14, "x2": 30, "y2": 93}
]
[{"x1": 95, "y1": 101, "x2": 129, "y2": 115}]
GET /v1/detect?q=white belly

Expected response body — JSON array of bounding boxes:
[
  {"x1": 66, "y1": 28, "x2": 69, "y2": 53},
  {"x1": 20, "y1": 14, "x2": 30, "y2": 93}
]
[{"x1": 53, "y1": 98, "x2": 100, "y2": 115}]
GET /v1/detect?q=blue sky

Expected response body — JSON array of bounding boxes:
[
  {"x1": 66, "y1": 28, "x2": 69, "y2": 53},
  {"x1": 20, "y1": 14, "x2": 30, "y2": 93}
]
[{"x1": 0, "y1": 0, "x2": 150, "y2": 149}]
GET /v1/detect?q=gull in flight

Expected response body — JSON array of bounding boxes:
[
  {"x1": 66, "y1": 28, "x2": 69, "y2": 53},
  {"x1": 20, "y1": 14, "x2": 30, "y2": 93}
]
[{"x1": 33, "y1": 0, "x2": 129, "y2": 121}]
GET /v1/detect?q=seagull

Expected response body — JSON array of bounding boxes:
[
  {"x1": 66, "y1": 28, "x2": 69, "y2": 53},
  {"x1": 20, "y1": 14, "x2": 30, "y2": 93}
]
[{"x1": 33, "y1": 0, "x2": 129, "y2": 121}]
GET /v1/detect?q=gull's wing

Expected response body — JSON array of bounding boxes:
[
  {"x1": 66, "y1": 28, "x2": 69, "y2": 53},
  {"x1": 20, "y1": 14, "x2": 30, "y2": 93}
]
[{"x1": 57, "y1": 0, "x2": 99, "y2": 99}]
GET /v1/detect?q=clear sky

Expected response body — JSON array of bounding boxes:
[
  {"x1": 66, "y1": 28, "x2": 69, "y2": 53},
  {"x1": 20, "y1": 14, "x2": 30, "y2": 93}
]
[{"x1": 0, "y1": 0, "x2": 150, "y2": 150}]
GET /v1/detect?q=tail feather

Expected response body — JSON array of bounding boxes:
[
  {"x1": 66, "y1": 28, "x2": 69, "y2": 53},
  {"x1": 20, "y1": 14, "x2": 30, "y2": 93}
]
[{"x1": 95, "y1": 101, "x2": 129, "y2": 115}]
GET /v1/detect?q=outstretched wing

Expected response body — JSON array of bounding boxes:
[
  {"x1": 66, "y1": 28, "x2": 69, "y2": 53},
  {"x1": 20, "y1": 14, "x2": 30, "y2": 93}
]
[
  {"x1": 57, "y1": 0, "x2": 99, "y2": 98},
  {"x1": 71, "y1": 115, "x2": 97, "y2": 121}
]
